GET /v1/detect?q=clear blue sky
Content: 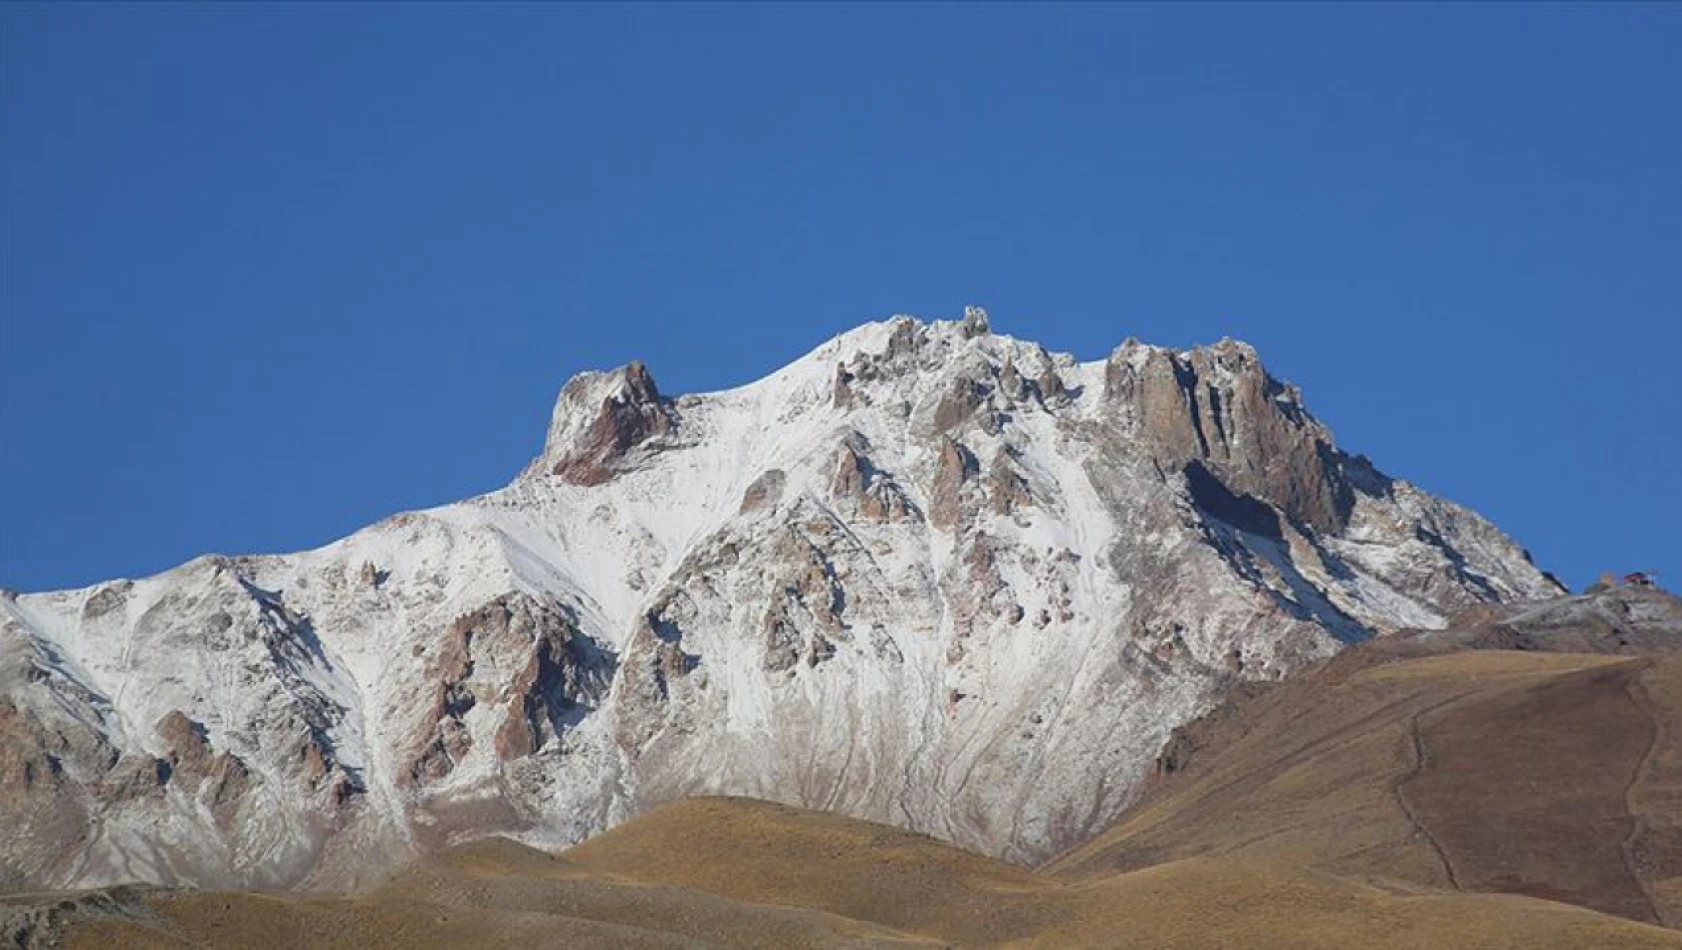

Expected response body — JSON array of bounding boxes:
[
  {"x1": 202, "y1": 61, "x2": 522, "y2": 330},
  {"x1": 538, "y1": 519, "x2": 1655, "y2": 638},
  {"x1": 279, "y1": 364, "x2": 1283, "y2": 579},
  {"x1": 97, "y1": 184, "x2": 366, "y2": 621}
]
[{"x1": 2, "y1": 3, "x2": 1677, "y2": 594}]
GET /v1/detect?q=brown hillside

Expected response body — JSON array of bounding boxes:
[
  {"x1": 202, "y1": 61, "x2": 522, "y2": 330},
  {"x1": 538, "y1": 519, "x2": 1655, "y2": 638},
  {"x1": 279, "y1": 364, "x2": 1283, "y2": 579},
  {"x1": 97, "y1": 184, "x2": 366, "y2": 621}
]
[
  {"x1": 36, "y1": 795, "x2": 1682, "y2": 948},
  {"x1": 556, "y1": 795, "x2": 1682, "y2": 949},
  {"x1": 1047, "y1": 640, "x2": 1682, "y2": 929}
]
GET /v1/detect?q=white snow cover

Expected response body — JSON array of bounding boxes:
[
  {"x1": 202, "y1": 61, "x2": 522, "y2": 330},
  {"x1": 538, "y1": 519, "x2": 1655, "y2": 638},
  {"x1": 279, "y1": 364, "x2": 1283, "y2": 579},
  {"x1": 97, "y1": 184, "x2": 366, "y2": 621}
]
[{"x1": 0, "y1": 309, "x2": 1562, "y2": 890}]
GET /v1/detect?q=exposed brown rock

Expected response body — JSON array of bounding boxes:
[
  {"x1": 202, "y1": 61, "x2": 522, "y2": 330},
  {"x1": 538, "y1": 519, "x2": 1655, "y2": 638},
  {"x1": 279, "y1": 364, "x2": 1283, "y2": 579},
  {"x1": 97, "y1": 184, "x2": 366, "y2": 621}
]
[
  {"x1": 932, "y1": 376, "x2": 985, "y2": 432},
  {"x1": 435, "y1": 621, "x2": 475, "y2": 683},
  {"x1": 151, "y1": 710, "x2": 260, "y2": 811},
  {"x1": 1037, "y1": 365, "x2": 1067, "y2": 403},
  {"x1": 299, "y1": 734, "x2": 331, "y2": 784},
  {"x1": 410, "y1": 715, "x2": 471, "y2": 785},
  {"x1": 997, "y1": 359, "x2": 1027, "y2": 402},
  {"x1": 204, "y1": 752, "x2": 253, "y2": 812},
  {"x1": 404, "y1": 612, "x2": 480, "y2": 784},
  {"x1": 1, "y1": 702, "x2": 60, "y2": 797},
  {"x1": 1190, "y1": 341, "x2": 1353, "y2": 534},
  {"x1": 1104, "y1": 342, "x2": 1203, "y2": 459},
  {"x1": 830, "y1": 440, "x2": 869, "y2": 501},
  {"x1": 884, "y1": 316, "x2": 920, "y2": 360},
  {"x1": 496, "y1": 606, "x2": 595, "y2": 762},
  {"x1": 493, "y1": 708, "x2": 538, "y2": 761},
  {"x1": 929, "y1": 437, "x2": 978, "y2": 531},
  {"x1": 0, "y1": 699, "x2": 100, "y2": 890},
  {"x1": 754, "y1": 526, "x2": 852, "y2": 672},
  {"x1": 408, "y1": 594, "x2": 605, "y2": 773},
  {"x1": 657, "y1": 640, "x2": 689, "y2": 684},
  {"x1": 829, "y1": 437, "x2": 916, "y2": 524},
  {"x1": 549, "y1": 362, "x2": 677, "y2": 486},
  {"x1": 1104, "y1": 339, "x2": 1353, "y2": 534},
  {"x1": 100, "y1": 753, "x2": 170, "y2": 801},
  {"x1": 156, "y1": 710, "x2": 212, "y2": 774},
  {"x1": 985, "y1": 448, "x2": 1032, "y2": 516},
  {"x1": 613, "y1": 606, "x2": 701, "y2": 756},
  {"x1": 357, "y1": 560, "x2": 384, "y2": 588},
  {"x1": 944, "y1": 531, "x2": 1017, "y2": 639}
]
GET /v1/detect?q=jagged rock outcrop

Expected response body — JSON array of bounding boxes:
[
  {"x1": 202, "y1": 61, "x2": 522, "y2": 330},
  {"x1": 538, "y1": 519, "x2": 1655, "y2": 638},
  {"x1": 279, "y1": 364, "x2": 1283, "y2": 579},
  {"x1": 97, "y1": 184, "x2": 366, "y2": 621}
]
[
  {"x1": 539, "y1": 361, "x2": 676, "y2": 485},
  {"x1": 1105, "y1": 338, "x2": 1351, "y2": 534},
  {"x1": 154, "y1": 710, "x2": 256, "y2": 807},
  {"x1": 406, "y1": 592, "x2": 612, "y2": 788},
  {"x1": 0, "y1": 307, "x2": 1562, "y2": 891},
  {"x1": 829, "y1": 434, "x2": 918, "y2": 524},
  {"x1": 929, "y1": 436, "x2": 978, "y2": 530}
]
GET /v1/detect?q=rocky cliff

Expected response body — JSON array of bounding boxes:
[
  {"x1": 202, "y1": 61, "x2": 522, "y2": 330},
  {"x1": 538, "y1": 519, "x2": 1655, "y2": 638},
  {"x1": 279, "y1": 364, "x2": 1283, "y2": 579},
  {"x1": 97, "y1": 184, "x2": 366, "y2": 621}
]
[{"x1": 0, "y1": 308, "x2": 1562, "y2": 890}]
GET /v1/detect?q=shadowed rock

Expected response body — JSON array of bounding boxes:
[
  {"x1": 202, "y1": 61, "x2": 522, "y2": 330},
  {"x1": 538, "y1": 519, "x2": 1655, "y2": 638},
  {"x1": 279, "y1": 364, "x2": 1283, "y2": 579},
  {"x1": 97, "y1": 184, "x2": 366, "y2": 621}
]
[{"x1": 1106, "y1": 339, "x2": 1353, "y2": 534}]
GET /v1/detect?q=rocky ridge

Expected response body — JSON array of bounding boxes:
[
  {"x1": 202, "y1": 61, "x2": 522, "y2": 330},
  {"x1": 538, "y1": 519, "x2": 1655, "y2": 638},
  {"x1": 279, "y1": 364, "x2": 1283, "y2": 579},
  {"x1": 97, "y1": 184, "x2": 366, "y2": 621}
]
[{"x1": 0, "y1": 307, "x2": 1562, "y2": 890}]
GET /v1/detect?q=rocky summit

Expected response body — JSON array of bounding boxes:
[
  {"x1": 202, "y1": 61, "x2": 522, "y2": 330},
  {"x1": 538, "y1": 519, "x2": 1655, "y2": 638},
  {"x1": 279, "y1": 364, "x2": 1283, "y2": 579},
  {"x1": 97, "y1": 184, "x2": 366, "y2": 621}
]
[{"x1": 0, "y1": 308, "x2": 1562, "y2": 891}]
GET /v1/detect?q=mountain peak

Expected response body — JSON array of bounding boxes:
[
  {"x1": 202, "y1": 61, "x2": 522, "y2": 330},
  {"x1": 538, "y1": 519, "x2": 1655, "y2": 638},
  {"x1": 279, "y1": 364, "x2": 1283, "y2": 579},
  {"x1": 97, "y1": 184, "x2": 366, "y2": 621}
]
[
  {"x1": 0, "y1": 307, "x2": 1567, "y2": 892},
  {"x1": 536, "y1": 359, "x2": 676, "y2": 486}
]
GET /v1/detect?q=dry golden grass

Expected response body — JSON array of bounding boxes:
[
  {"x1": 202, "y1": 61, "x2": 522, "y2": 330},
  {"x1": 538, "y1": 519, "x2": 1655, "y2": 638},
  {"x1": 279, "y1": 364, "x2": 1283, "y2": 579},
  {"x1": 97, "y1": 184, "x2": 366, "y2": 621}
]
[
  {"x1": 556, "y1": 796, "x2": 1682, "y2": 949},
  {"x1": 57, "y1": 838, "x2": 938, "y2": 949},
  {"x1": 1043, "y1": 858, "x2": 1681, "y2": 950},
  {"x1": 1048, "y1": 649, "x2": 1682, "y2": 930},
  {"x1": 45, "y1": 793, "x2": 1682, "y2": 949}
]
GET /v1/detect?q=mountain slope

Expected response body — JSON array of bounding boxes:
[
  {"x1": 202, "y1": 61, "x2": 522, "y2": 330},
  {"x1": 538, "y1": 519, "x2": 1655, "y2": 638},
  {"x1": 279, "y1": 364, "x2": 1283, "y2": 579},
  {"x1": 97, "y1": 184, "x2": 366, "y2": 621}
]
[
  {"x1": 1046, "y1": 587, "x2": 1682, "y2": 928},
  {"x1": 31, "y1": 798, "x2": 1682, "y2": 950},
  {"x1": 0, "y1": 308, "x2": 1561, "y2": 890}
]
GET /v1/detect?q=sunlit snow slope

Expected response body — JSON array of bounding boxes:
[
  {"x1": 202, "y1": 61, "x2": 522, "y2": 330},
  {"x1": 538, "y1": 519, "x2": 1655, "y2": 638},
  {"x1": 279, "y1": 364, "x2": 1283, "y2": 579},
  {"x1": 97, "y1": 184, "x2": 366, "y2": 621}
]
[{"x1": 1, "y1": 308, "x2": 1562, "y2": 890}]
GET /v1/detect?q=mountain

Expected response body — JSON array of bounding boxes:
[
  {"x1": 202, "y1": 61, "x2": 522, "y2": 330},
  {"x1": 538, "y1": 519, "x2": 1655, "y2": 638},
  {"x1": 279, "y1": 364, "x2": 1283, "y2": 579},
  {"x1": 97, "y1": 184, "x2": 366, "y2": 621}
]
[
  {"x1": 0, "y1": 308, "x2": 1562, "y2": 891},
  {"x1": 1048, "y1": 586, "x2": 1682, "y2": 928},
  {"x1": 23, "y1": 797, "x2": 1682, "y2": 949},
  {"x1": 17, "y1": 589, "x2": 1681, "y2": 947}
]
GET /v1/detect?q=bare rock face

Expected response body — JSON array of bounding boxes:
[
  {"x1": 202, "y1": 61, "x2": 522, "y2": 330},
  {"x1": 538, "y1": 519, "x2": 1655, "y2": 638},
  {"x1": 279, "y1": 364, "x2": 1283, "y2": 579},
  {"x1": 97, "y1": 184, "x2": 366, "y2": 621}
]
[
  {"x1": 1105, "y1": 339, "x2": 1351, "y2": 534},
  {"x1": 739, "y1": 469, "x2": 786, "y2": 514},
  {"x1": 929, "y1": 437, "x2": 978, "y2": 530},
  {"x1": 156, "y1": 711, "x2": 211, "y2": 775},
  {"x1": 1, "y1": 308, "x2": 1564, "y2": 890},
  {"x1": 539, "y1": 361, "x2": 676, "y2": 485},
  {"x1": 0, "y1": 697, "x2": 98, "y2": 892},
  {"x1": 829, "y1": 435, "x2": 917, "y2": 524},
  {"x1": 408, "y1": 593, "x2": 612, "y2": 782},
  {"x1": 614, "y1": 604, "x2": 699, "y2": 755},
  {"x1": 932, "y1": 375, "x2": 986, "y2": 433},
  {"x1": 1037, "y1": 364, "x2": 1067, "y2": 404},
  {"x1": 984, "y1": 447, "x2": 1033, "y2": 516},
  {"x1": 496, "y1": 599, "x2": 608, "y2": 761}
]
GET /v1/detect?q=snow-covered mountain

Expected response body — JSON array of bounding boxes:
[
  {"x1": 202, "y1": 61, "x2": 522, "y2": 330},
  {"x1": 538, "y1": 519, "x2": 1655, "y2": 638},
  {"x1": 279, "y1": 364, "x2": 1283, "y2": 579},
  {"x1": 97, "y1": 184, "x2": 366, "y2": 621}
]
[{"x1": 0, "y1": 308, "x2": 1562, "y2": 891}]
